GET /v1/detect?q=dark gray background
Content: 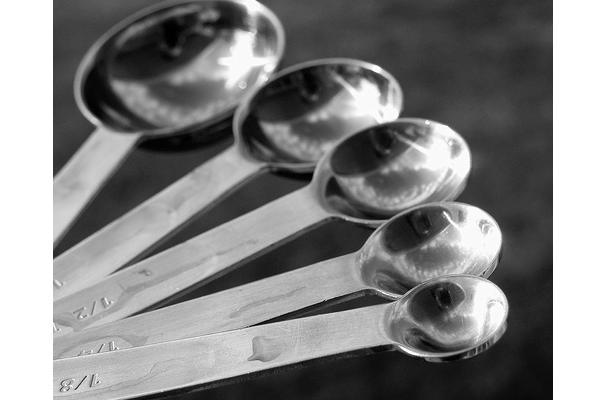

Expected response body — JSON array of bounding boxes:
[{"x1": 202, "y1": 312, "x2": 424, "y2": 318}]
[{"x1": 54, "y1": 0, "x2": 552, "y2": 398}]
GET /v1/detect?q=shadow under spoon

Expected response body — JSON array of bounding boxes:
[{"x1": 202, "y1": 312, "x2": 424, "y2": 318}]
[
  {"x1": 53, "y1": 201, "x2": 501, "y2": 359},
  {"x1": 52, "y1": 275, "x2": 509, "y2": 400},
  {"x1": 53, "y1": 118, "x2": 470, "y2": 337},
  {"x1": 53, "y1": 57, "x2": 402, "y2": 301},
  {"x1": 54, "y1": 0, "x2": 285, "y2": 246}
]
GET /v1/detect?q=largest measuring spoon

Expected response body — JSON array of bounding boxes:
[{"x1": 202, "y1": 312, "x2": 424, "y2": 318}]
[{"x1": 54, "y1": 0, "x2": 285, "y2": 245}]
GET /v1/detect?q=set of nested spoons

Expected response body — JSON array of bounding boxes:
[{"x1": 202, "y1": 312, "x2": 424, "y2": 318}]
[{"x1": 53, "y1": 1, "x2": 509, "y2": 399}]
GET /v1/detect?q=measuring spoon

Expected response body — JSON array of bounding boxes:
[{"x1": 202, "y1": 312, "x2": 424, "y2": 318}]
[
  {"x1": 54, "y1": 57, "x2": 402, "y2": 300},
  {"x1": 53, "y1": 202, "x2": 501, "y2": 359},
  {"x1": 53, "y1": 118, "x2": 471, "y2": 335},
  {"x1": 54, "y1": 0, "x2": 285, "y2": 245},
  {"x1": 53, "y1": 275, "x2": 508, "y2": 399}
]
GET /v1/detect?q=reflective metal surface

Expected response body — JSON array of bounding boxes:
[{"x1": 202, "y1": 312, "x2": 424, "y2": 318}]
[
  {"x1": 53, "y1": 275, "x2": 509, "y2": 399},
  {"x1": 76, "y1": 0, "x2": 285, "y2": 136},
  {"x1": 386, "y1": 275, "x2": 508, "y2": 362},
  {"x1": 358, "y1": 202, "x2": 502, "y2": 299},
  {"x1": 52, "y1": 202, "x2": 501, "y2": 359},
  {"x1": 235, "y1": 59, "x2": 403, "y2": 170},
  {"x1": 52, "y1": 117, "x2": 469, "y2": 332},
  {"x1": 54, "y1": 0, "x2": 285, "y2": 245},
  {"x1": 314, "y1": 118, "x2": 471, "y2": 223},
  {"x1": 53, "y1": 58, "x2": 403, "y2": 300}
]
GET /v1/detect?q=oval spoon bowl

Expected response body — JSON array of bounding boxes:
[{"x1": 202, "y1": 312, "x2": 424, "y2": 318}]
[
  {"x1": 75, "y1": 0, "x2": 285, "y2": 139},
  {"x1": 386, "y1": 274, "x2": 508, "y2": 362}
]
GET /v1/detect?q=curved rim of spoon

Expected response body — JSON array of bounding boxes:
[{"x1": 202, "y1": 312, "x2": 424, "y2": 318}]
[
  {"x1": 73, "y1": 0, "x2": 286, "y2": 137},
  {"x1": 232, "y1": 57, "x2": 404, "y2": 173},
  {"x1": 390, "y1": 274, "x2": 509, "y2": 362},
  {"x1": 358, "y1": 201, "x2": 503, "y2": 301},
  {"x1": 311, "y1": 117, "x2": 471, "y2": 227}
]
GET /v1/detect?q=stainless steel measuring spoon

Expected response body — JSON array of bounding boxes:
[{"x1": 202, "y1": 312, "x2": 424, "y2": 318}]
[
  {"x1": 53, "y1": 275, "x2": 508, "y2": 399},
  {"x1": 53, "y1": 118, "x2": 471, "y2": 336},
  {"x1": 53, "y1": 57, "x2": 403, "y2": 300},
  {"x1": 53, "y1": 202, "x2": 501, "y2": 359},
  {"x1": 54, "y1": 0, "x2": 285, "y2": 245}
]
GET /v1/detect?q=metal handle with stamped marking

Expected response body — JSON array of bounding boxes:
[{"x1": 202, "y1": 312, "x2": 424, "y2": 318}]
[
  {"x1": 53, "y1": 145, "x2": 264, "y2": 301},
  {"x1": 53, "y1": 304, "x2": 388, "y2": 399},
  {"x1": 54, "y1": 200, "x2": 504, "y2": 358},
  {"x1": 53, "y1": 253, "x2": 365, "y2": 358},
  {"x1": 53, "y1": 186, "x2": 333, "y2": 335},
  {"x1": 53, "y1": 275, "x2": 510, "y2": 399},
  {"x1": 54, "y1": 128, "x2": 141, "y2": 246}
]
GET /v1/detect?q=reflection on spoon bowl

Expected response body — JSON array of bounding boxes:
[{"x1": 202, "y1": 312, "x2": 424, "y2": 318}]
[
  {"x1": 77, "y1": 0, "x2": 285, "y2": 139},
  {"x1": 315, "y1": 118, "x2": 471, "y2": 222},
  {"x1": 236, "y1": 59, "x2": 403, "y2": 170},
  {"x1": 386, "y1": 275, "x2": 508, "y2": 362},
  {"x1": 357, "y1": 202, "x2": 502, "y2": 298}
]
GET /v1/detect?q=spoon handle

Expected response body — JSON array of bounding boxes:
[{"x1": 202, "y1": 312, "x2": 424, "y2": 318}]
[
  {"x1": 53, "y1": 145, "x2": 263, "y2": 301},
  {"x1": 53, "y1": 128, "x2": 141, "y2": 247},
  {"x1": 53, "y1": 304, "x2": 390, "y2": 399},
  {"x1": 53, "y1": 252, "x2": 366, "y2": 359},
  {"x1": 53, "y1": 186, "x2": 330, "y2": 336}
]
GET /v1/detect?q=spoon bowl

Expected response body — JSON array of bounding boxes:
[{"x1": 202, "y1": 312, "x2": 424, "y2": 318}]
[
  {"x1": 386, "y1": 275, "x2": 508, "y2": 362},
  {"x1": 234, "y1": 59, "x2": 403, "y2": 172},
  {"x1": 76, "y1": 0, "x2": 285, "y2": 138},
  {"x1": 358, "y1": 202, "x2": 502, "y2": 299},
  {"x1": 314, "y1": 118, "x2": 471, "y2": 223}
]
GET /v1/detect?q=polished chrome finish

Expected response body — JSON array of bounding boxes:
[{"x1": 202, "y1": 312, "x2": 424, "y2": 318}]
[
  {"x1": 53, "y1": 118, "x2": 470, "y2": 335},
  {"x1": 358, "y1": 202, "x2": 501, "y2": 299},
  {"x1": 53, "y1": 202, "x2": 501, "y2": 359},
  {"x1": 234, "y1": 59, "x2": 404, "y2": 171},
  {"x1": 386, "y1": 275, "x2": 508, "y2": 361},
  {"x1": 76, "y1": 0, "x2": 285, "y2": 135},
  {"x1": 315, "y1": 118, "x2": 471, "y2": 223},
  {"x1": 54, "y1": 0, "x2": 285, "y2": 245},
  {"x1": 54, "y1": 58, "x2": 403, "y2": 301},
  {"x1": 52, "y1": 276, "x2": 508, "y2": 399}
]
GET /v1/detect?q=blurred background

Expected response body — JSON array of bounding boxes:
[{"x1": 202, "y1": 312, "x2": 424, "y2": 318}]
[{"x1": 54, "y1": 0, "x2": 552, "y2": 399}]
